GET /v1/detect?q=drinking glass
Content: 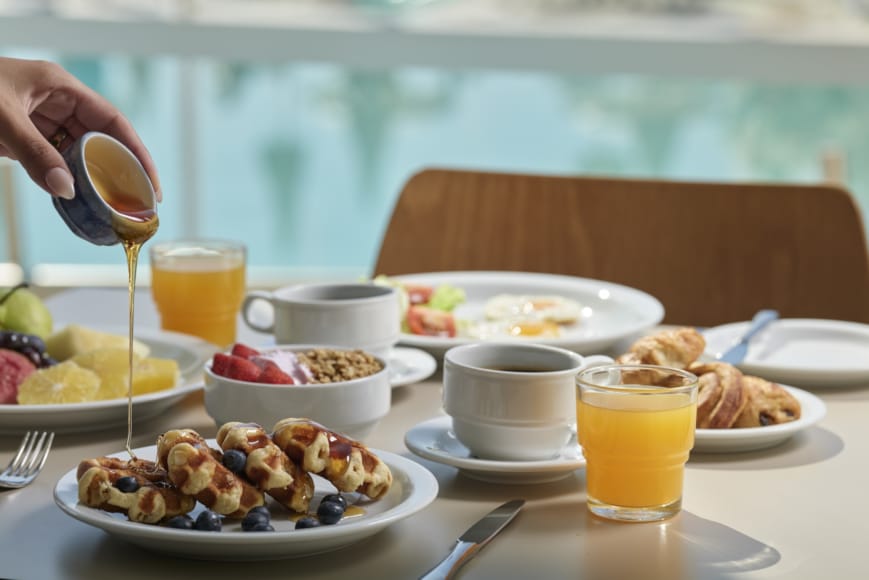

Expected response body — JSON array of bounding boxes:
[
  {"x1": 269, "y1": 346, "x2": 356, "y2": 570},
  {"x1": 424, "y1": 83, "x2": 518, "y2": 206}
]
[
  {"x1": 576, "y1": 364, "x2": 698, "y2": 522},
  {"x1": 149, "y1": 239, "x2": 246, "y2": 347}
]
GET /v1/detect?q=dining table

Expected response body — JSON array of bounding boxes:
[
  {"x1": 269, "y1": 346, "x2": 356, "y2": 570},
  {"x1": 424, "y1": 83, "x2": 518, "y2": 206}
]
[{"x1": 1, "y1": 286, "x2": 868, "y2": 580}]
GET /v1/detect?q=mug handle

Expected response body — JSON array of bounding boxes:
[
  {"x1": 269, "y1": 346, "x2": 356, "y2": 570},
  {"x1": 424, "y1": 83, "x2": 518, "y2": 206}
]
[
  {"x1": 577, "y1": 354, "x2": 614, "y2": 372},
  {"x1": 241, "y1": 291, "x2": 275, "y2": 334}
]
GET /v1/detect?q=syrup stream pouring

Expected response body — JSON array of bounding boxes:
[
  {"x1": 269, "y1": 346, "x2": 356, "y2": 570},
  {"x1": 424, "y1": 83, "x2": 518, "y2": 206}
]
[
  {"x1": 419, "y1": 499, "x2": 524, "y2": 580},
  {"x1": 717, "y1": 309, "x2": 779, "y2": 365}
]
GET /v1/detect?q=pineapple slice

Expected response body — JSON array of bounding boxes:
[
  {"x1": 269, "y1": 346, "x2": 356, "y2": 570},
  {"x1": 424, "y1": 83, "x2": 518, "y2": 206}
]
[
  {"x1": 72, "y1": 348, "x2": 179, "y2": 399},
  {"x1": 45, "y1": 325, "x2": 150, "y2": 362}
]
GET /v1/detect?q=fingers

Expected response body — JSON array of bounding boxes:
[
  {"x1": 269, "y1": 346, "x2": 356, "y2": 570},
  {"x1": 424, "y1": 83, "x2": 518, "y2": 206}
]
[{"x1": 0, "y1": 105, "x2": 75, "y2": 199}]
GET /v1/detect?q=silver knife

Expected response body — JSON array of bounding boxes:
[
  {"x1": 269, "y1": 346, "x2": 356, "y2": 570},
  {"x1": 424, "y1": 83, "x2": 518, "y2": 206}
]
[
  {"x1": 718, "y1": 309, "x2": 779, "y2": 364},
  {"x1": 419, "y1": 499, "x2": 525, "y2": 580}
]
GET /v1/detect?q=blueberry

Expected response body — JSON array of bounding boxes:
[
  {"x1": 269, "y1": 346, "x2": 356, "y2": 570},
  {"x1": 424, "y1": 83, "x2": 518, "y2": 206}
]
[
  {"x1": 295, "y1": 517, "x2": 321, "y2": 530},
  {"x1": 317, "y1": 500, "x2": 345, "y2": 525},
  {"x1": 320, "y1": 493, "x2": 347, "y2": 510},
  {"x1": 166, "y1": 515, "x2": 194, "y2": 530},
  {"x1": 249, "y1": 505, "x2": 271, "y2": 518},
  {"x1": 248, "y1": 522, "x2": 275, "y2": 532},
  {"x1": 241, "y1": 511, "x2": 270, "y2": 531},
  {"x1": 222, "y1": 449, "x2": 247, "y2": 474},
  {"x1": 114, "y1": 476, "x2": 139, "y2": 493},
  {"x1": 194, "y1": 510, "x2": 222, "y2": 532}
]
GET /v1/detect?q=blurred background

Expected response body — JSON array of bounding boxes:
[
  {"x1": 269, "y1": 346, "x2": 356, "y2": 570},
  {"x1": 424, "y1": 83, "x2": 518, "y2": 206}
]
[{"x1": 2, "y1": 0, "x2": 869, "y2": 288}]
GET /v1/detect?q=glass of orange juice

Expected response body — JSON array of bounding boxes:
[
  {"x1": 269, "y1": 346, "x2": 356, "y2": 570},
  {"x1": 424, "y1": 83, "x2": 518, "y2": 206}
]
[
  {"x1": 149, "y1": 239, "x2": 246, "y2": 347},
  {"x1": 576, "y1": 364, "x2": 698, "y2": 523}
]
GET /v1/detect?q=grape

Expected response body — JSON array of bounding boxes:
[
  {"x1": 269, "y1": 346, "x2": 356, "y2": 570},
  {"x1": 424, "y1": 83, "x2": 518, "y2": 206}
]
[{"x1": 0, "y1": 331, "x2": 55, "y2": 368}]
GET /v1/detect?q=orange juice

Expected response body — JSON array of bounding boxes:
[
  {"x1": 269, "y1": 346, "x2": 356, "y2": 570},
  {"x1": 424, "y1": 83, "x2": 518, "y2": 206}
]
[
  {"x1": 150, "y1": 241, "x2": 246, "y2": 347},
  {"x1": 576, "y1": 364, "x2": 698, "y2": 522},
  {"x1": 578, "y1": 395, "x2": 695, "y2": 508}
]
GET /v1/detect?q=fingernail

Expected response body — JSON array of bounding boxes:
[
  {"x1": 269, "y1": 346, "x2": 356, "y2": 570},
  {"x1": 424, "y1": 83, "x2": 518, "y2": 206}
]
[{"x1": 46, "y1": 167, "x2": 75, "y2": 200}]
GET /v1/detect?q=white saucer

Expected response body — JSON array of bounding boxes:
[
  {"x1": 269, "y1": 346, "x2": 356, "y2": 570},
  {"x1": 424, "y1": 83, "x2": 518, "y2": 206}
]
[
  {"x1": 388, "y1": 347, "x2": 437, "y2": 388},
  {"x1": 703, "y1": 318, "x2": 869, "y2": 387},
  {"x1": 404, "y1": 416, "x2": 585, "y2": 484}
]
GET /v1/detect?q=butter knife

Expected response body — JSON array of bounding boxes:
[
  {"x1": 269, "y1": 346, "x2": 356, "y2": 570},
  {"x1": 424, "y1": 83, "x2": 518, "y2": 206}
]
[
  {"x1": 419, "y1": 499, "x2": 525, "y2": 580},
  {"x1": 718, "y1": 309, "x2": 779, "y2": 364}
]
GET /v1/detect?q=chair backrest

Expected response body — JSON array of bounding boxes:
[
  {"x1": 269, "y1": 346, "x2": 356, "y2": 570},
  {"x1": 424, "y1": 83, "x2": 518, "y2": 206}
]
[{"x1": 373, "y1": 168, "x2": 869, "y2": 326}]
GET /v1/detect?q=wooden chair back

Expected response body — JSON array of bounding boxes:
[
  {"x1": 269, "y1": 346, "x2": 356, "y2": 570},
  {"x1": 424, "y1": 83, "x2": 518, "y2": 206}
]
[{"x1": 373, "y1": 168, "x2": 869, "y2": 326}]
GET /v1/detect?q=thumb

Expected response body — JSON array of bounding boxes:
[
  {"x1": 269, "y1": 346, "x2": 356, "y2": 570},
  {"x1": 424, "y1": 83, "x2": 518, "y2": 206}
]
[{"x1": 0, "y1": 115, "x2": 75, "y2": 200}]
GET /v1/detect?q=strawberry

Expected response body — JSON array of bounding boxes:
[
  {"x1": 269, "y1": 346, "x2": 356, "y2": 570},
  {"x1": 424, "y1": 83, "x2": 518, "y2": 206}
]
[
  {"x1": 231, "y1": 343, "x2": 260, "y2": 360},
  {"x1": 258, "y1": 361, "x2": 294, "y2": 385},
  {"x1": 213, "y1": 353, "x2": 261, "y2": 382}
]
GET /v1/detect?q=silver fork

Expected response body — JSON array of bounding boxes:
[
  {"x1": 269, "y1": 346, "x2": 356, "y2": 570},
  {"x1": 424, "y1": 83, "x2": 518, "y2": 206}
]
[{"x1": 0, "y1": 431, "x2": 54, "y2": 489}]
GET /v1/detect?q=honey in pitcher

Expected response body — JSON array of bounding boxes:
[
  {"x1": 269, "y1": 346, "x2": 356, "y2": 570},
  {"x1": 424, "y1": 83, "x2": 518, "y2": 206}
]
[{"x1": 86, "y1": 151, "x2": 158, "y2": 458}]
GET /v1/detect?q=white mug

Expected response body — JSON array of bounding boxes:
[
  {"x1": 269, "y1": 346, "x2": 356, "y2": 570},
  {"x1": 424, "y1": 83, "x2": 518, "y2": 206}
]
[
  {"x1": 241, "y1": 283, "x2": 400, "y2": 359},
  {"x1": 443, "y1": 342, "x2": 613, "y2": 461}
]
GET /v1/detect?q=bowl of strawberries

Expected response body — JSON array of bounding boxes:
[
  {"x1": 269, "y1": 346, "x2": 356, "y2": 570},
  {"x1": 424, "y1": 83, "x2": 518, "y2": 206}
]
[{"x1": 204, "y1": 343, "x2": 390, "y2": 441}]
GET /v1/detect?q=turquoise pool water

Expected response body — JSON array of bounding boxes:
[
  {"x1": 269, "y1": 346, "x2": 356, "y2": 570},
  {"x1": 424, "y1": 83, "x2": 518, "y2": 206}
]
[{"x1": 4, "y1": 52, "x2": 869, "y2": 281}]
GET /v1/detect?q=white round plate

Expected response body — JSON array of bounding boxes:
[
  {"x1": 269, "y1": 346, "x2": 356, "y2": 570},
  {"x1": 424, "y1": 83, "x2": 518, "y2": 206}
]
[
  {"x1": 54, "y1": 445, "x2": 438, "y2": 561},
  {"x1": 693, "y1": 385, "x2": 826, "y2": 453},
  {"x1": 404, "y1": 416, "x2": 585, "y2": 484},
  {"x1": 393, "y1": 271, "x2": 663, "y2": 358},
  {"x1": 0, "y1": 327, "x2": 217, "y2": 434},
  {"x1": 388, "y1": 347, "x2": 437, "y2": 388},
  {"x1": 703, "y1": 319, "x2": 869, "y2": 388}
]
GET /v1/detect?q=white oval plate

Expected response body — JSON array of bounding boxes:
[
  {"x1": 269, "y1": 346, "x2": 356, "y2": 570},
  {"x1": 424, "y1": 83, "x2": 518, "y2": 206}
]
[
  {"x1": 0, "y1": 327, "x2": 217, "y2": 434},
  {"x1": 404, "y1": 416, "x2": 585, "y2": 484},
  {"x1": 388, "y1": 347, "x2": 437, "y2": 388},
  {"x1": 703, "y1": 319, "x2": 869, "y2": 388},
  {"x1": 693, "y1": 385, "x2": 826, "y2": 453},
  {"x1": 394, "y1": 271, "x2": 664, "y2": 358},
  {"x1": 54, "y1": 445, "x2": 438, "y2": 561}
]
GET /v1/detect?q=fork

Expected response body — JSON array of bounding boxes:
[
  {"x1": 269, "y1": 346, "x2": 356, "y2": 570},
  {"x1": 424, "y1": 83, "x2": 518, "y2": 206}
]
[{"x1": 0, "y1": 431, "x2": 54, "y2": 489}]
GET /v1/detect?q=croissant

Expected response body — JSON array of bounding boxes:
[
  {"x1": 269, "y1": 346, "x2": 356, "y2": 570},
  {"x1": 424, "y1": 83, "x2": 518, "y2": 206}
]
[{"x1": 617, "y1": 327, "x2": 705, "y2": 370}]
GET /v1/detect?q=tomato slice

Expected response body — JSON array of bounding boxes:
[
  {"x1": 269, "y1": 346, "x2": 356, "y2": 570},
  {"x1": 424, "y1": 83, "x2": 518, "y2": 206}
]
[
  {"x1": 406, "y1": 306, "x2": 456, "y2": 338},
  {"x1": 404, "y1": 284, "x2": 434, "y2": 306}
]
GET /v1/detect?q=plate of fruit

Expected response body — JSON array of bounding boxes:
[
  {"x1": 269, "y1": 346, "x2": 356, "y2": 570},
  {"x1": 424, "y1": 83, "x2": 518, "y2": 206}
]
[{"x1": 0, "y1": 323, "x2": 217, "y2": 434}]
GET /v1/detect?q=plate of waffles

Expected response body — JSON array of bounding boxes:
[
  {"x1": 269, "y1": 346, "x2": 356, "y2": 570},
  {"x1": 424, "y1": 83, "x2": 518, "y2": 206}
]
[
  {"x1": 53, "y1": 442, "x2": 439, "y2": 560},
  {"x1": 0, "y1": 326, "x2": 217, "y2": 434}
]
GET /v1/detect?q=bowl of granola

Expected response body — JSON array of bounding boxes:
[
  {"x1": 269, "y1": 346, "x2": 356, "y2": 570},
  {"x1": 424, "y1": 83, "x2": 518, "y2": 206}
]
[{"x1": 203, "y1": 343, "x2": 390, "y2": 441}]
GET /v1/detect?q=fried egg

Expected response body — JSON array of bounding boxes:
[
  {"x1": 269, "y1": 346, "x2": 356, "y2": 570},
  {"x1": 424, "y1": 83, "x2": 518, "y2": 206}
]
[
  {"x1": 484, "y1": 294, "x2": 582, "y2": 325},
  {"x1": 462, "y1": 318, "x2": 562, "y2": 340}
]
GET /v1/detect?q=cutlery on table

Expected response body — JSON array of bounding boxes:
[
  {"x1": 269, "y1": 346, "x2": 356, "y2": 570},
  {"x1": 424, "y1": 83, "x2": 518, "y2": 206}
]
[
  {"x1": 0, "y1": 431, "x2": 54, "y2": 489},
  {"x1": 717, "y1": 309, "x2": 779, "y2": 364},
  {"x1": 420, "y1": 499, "x2": 524, "y2": 580}
]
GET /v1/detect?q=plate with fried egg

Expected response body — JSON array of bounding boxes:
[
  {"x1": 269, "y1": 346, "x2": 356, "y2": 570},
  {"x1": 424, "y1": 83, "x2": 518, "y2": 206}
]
[{"x1": 391, "y1": 271, "x2": 664, "y2": 358}]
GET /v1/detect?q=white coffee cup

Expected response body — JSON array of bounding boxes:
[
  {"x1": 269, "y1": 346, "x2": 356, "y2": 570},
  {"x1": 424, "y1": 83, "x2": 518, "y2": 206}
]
[
  {"x1": 241, "y1": 283, "x2": 400, "y2": 359},
  {"x1": 443, "y1": 342, "x2": 613, "y2": 461}
]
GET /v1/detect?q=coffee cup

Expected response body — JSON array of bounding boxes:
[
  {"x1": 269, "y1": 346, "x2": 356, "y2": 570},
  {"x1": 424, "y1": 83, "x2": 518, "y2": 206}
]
[
  {"x1": 443, "y1": 342, "x2": 613, "y2": 461},
  {"x1": 241, "y1": 283, "x2": 400, "y2": 359}
]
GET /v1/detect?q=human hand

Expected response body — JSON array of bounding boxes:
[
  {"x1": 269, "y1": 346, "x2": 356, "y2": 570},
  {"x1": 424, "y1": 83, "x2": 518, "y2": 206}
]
[{"x1": 0, "y1": 57, "x2": 161, "y2": 201}]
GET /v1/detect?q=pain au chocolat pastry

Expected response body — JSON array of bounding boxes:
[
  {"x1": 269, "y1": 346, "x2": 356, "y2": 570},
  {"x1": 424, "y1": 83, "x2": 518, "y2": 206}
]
[
  {"x1": 271, "y1": 418, "x2": 393, "y2": 500},
  {"x1": 689, "y1": 362, "x2": 747, "y2": 429},
  {"x1": 733, "y1": 376, "x2": 802, "y2": 428},
  {"x1": 76, "y1": 457, "x2": 195, "y2": 524},
  {"x1": 216, "y1": 422, "x2": 315, "y2": 513},
  {"x1": 617, "y1": 327, "x2": 706, "y2": 370},
  {"x1": 156, "y1": 428, "x2": 264, "y2": 517}
]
